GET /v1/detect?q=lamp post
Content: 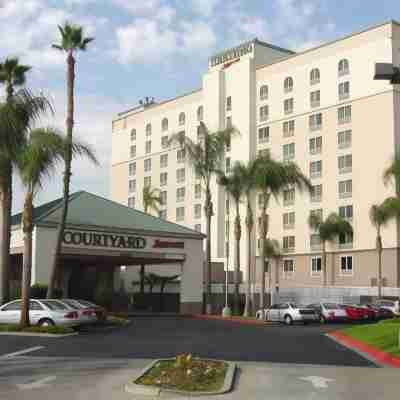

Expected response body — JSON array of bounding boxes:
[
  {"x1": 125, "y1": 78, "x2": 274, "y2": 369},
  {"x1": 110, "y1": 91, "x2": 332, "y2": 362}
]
[{"x1": 222, "y1": 192, "x2": 232, "y2": 317}]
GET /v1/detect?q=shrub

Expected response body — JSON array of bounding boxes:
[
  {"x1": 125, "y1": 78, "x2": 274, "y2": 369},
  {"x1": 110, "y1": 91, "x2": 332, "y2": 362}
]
[{"x1": 94, "y1": 284, "x2": 114, "y2": 308}]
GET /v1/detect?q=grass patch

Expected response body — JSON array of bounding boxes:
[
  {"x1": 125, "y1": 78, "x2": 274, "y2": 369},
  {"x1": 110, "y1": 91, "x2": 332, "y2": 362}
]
[
  {"x1": 135, "y1": 354, "x2": 228, "y2": 392},
  {"x1": 0, "y1": 324, "x2": 74, "y2": 334},
  {"x1": 106, "y1": 315, "x2": 130, "y2": 325},
  {"x1": 341, "y1": 322, "x2": 400, "y2": 357},
  {"x1": 380, "y1": 318, "x2": 400, "y2": 324}
]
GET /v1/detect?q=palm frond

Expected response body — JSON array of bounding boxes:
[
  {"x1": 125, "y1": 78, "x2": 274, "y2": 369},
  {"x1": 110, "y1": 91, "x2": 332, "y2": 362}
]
[
  {"x1": 318, "y1": 213, "x2": 353, "y2": 242},
  {"x1": 264, "y1": 238, "x2": 281, "y2": 259},
  {"x1": 383, "y1": 148, "x2": 400, "y2": 194}
]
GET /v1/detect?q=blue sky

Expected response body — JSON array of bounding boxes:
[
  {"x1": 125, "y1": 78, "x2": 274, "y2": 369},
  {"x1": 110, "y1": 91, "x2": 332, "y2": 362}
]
[{"x1": 0, "y1": 0, "x2": 399, "y2": 211}]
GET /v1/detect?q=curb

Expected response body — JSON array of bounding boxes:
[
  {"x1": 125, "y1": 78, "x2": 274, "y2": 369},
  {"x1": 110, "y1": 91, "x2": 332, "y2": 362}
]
[
  {"x1": 190, "y1": 314, "x2": 271, "y2": 326},
  {"x1": 0, "y1": 331, "x2": 78, "y2": 338},
  {"x1": 326, "y1": 331, "x2": 400, "y2": 368}
]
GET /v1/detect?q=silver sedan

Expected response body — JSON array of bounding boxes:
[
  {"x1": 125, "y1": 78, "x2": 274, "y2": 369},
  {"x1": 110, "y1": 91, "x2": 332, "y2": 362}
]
[
  {"x1": 0, "y1": 299, "x2": 80, "y2": 327},
  {"x1": 256, "y1": 303, "x2": 319, "y2": 325}
]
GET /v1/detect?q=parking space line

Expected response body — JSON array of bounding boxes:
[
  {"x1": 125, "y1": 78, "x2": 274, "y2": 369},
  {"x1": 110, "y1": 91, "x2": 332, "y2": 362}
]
[{"x1": 0, "y1": 346, "x2": 44, "y2": 359}]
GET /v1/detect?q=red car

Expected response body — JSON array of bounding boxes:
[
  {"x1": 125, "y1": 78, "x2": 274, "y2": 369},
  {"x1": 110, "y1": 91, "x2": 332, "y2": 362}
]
[
  {"x1": 356, "y1": 305, "x2": 377, "y2": 321},
  {"x1": 341, "y1": 305, "x2": 368, "y2": 321}
]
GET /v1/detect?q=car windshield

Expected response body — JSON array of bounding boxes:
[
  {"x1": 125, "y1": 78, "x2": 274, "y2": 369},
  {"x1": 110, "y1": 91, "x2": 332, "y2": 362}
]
[
  {"x1": 41, "y1": 300, "x2": 68, "y2": 310},
  {"x1": 323, "y1": 303, "x2": 340, "y2": 310}
]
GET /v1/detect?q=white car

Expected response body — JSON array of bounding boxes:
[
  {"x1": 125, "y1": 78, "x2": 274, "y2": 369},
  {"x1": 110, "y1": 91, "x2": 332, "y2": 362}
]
[
  {"x1": 0, "y1": 299, "x2": 80, "y2": 327},
  {"x1": 57, "y1": 299, "x2": 97, "y2": 324},
  {"x1": 374, "y1": 299, "x2": 400, "y2": 316},
  {"x1": 256, "y1": 303, "x2": 319, "y2": 325},
  {"x1": 307, "y1": 303, "x2": 348, "y2": 323}
]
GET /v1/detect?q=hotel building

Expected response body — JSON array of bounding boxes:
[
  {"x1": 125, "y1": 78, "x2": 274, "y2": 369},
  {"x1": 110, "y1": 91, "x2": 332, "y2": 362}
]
[{"x1": 111, "y1": 20, "x2": 400, "y2": 297}]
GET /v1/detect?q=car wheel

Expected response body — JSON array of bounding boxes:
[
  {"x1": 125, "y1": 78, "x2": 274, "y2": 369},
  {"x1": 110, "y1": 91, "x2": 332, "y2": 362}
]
[
  {"x1": 38, "y1": 318, "x2": 55, "y2": 327},
  {"x1": 319, "y1": 315, "x2": 326, "y2": 324},
  {"x1": 284, "y1": 315, "x2": 293, "y2": 325}
]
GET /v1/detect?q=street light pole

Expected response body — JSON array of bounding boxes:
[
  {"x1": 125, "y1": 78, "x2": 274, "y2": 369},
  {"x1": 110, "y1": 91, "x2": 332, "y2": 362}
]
[{"x1": 222, "y1": 192, "x2": 232, "y2": 317}]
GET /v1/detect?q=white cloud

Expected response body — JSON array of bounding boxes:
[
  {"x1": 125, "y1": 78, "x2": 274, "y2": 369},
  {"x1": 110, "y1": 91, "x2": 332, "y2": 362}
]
[
  {"x1": 190, "y1": 0, "x2": 219, "y2": 17},
  {"x1": 112, "y1": 0, "x2": 161, "y2": 15},
  {"x1": 181, "y1": 21, "x2": 217, "y2": 52}
]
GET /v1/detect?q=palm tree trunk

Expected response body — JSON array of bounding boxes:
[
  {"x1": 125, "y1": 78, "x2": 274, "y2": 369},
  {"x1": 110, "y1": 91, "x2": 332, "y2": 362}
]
[
  {"x1": 259, "y1": 197, "x2": 268, "y2": 310},
  {"x1": 20, "y1": 192, "x2": 33, "y2": 328},
  {"x1": 140, "y1": 265, "x2": 145, "y2": 294},
  {"x1": 322, "y1": 241, "x2": 327, "y2": 287},
  {"x1": 377, "y1": 233, "x2": 383, "y2": 299},
  {"x1": 274, "y1": 257, "x2": 280, "y2": 303},
  {"x1": 204, "y1": 184, "x2": 213, "y2": 314},
  {"x1": 233, "y1": 201, "x2": 241, "y2": 315},
  {"x1": 243, "y1": 201, "x2": 253, "y2": 317},
  {"x1": 47, "y1": 51, "x2": 75, "y2": 298}
]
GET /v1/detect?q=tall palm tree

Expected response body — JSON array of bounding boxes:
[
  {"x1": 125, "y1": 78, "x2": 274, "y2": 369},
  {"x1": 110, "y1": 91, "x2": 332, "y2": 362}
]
[
  {"x1": 218, "y1": 162, "x2": 246, "y2": 315},
  {"x1": 169, "y1": 122, "x2": 234, "y2": 314},
  {"x1": 383, "y1": 148, "x2": 400, "y2": 196},
  {"x1": 255, "y1": 155, "x2": 312, "y2": 309},
  {"x1": 17, "y1": 128, "x2": 97, "y2": 327},
  {"x1": 369, "y1": 198, "x2": 400, "y2": 299},
  {"x1": 47, "y1": 23, "x2": 94, "y2": 298},
  {"x1": 142, "y1": 186, "x2": 162, "y2": 214},
  {"x1": 0, "y1": 58, "x2": 31, "y2": 304},
  {"x1": 0, "y1": 89, "x2": 52, "y2": 304},
  {"x1": 308, "y1": 212, "x2": 353, "y2": 287},
  {"x1": 264, "y1": 238, "x2": 282, "y2": 305}
]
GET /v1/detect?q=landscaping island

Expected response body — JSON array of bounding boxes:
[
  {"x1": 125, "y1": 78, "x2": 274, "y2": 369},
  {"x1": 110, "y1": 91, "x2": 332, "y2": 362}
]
[{"x1": 0, "y1": 324, "x2": 74, "y2": 335}]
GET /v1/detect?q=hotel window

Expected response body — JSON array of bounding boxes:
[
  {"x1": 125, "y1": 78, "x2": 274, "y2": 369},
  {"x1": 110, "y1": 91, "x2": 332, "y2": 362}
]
[
  {"x1": 338, "y1": 59, "x2": 350, "y2": 76},
  {"x1": 283, "y1": 143, "x2": 295, "y2": 161},
  {"x1": 226, "y1": 116, "x2": 232, "y2": 128},
  {"x1": 310, "y1": 160, "x2": 322, "y2": 179},
  {"x1": 338, "y1": 154, "x2": 352, "y2": 174},
  {"x1": 176, "y1": 187, "x2": 185, "y2": 202},
  {"x1": 311, "y1": 256, "x2": 322, "y2": 274},
  {"x1": 177, "y1": 149, "x2": 185, "y2": 163},
  {"x1": 283, "y1": 212, "x2": 295, "y2": 229},
  {"x1": 339, "y1": 81, "x2": 350, "y2": 100},
  {"x1": 283, "y1": 236, "x2": 295, "y2": 252},
  {"x1": 283, "y1": 120, "x2": 295, "y2": 137},
  {"x1": 179, "y1": 112, "x2": 186, "y2": 126},
  {"x1": 341, "y1": 255, "x2": 353, "y2": 274},
  {"x1": 310, "y1": 234, "x2": 322, "y2": 251},
  {"x1": 128, "y1": 179, "x2": 136, "y2": 193},
  {"x1": 338, "y1": 130, "x2": 352, "y2": 149},
  {"x1": 176, "y1": 207, "x2": 185, "y2": 221},
  {"x1": 159, "y1": 209, "x2": 167, "y2": 220},
  {"x1": 339, "y1": 232, "x2": 353, "y2": 249},
  {"x1": 310, "y1": 208, "x2": 323, "y2": 221},
  {"x1": 339, "y1": 205, "x2": 353, "y2": 220},
  {"x1": 283, "y1": 259, "x2": 295, "y2": 274},
  {"x1": 194, "y1": 224, "x2": 201, "y2": 232},
  {"x1": 161, "y1": 135, "x2": 169, "y2": 149},
  {"x1": 160, "y1": 190, "x2": 167, "y2": 205},
  {"x1": 195, "y1": 184, "x2": 202, "y2": 199},
  {"x1": 128, "y1": 197, "x2": 135, "y2": 208},
  {"x1": 259, "y1": 105, "x2": 269, "y2": 122},
  {"x1": 338, "y1": 105, "x2": 351, "y2": 124},
  {"x1": 130, "y1": 145, "x2": 136, "y2": 158},
  {"x1": 283, "y1": 188, "x2": 295, "y2": 206},
  {"x1": 144, "y1": 176, "x2": 151, "y2": 187},
  {"x1": 160, "y1": 154, "x2": 168, "y2": 168},
  {"x1": 284, "y1": 76, "x2": 293, "y2": 93},
  {"x1": 145, "y1": 140, "x2": 151, "y2": 154},
  {"x1": 284, "y1": 98, "x2": 294, "y2": 115},
  {"x1": 146, "y1": 123, "x2": 152, "y2": 137},
  {"x1": 197, "y1": 106, "x2": 204, "y2": 121},
  {"x1": 226, "y1": 96, "x2": 232, "y2": 111},
  {"x1": 258, "y1": 127, "x2": 269, "y2": 143},
  {"x1": 226, "y1": 137, "x2": 231, "y2": 152},
  {"x1": 225, "y1": 157, "x2": 231, "y2": 173},
  {"x1": 311, "y1": 184, "x2": 322, "y2": 202},
  {"x1": 130, "y1": 129, "x2": 136, "y2": 141},
  {"x1": 144, "y1": 158, "x2": 151, "y2": 172},
  {"x1": 194, "y1": 204, "x2": 202, "y2": 219},
  {"x1": 309, "y1": 113, "x2": 322, "y2": 131},
  {"x1": 309, "y1": 136, "x2": 322, "y2": 154},
  {"x1": 160, "y1": 172, "x2": 168, "y2": 186},
  {"x1": 177, "y1": 168, "x2": 185, "y2": 183},
  {"x1": 339, "y1": 179, "x2": 352, "y2": 198},
  {"x1": 258, "y1": 148, "x2": 270, "y2": 158},
  {"x1": 129, "y1": 162, "x2": 136, "y2": 176},
  {"x1": 310, "y1": 68, "x2": 320, "y2": 85},
  {"x1": 260, "y1": 85, "x2": 268, "y2": 100},
  {"x1": 310, "y1": 90, "x2": 320, "y2": 108},
  {"x1": 161, "y1": 117, "x2": 168, "y2": 132}
]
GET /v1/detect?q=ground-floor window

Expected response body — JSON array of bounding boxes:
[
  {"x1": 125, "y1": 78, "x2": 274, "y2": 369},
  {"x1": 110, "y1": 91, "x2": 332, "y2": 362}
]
[
  {"x1": 311, "y1": 256, "x2": 322, "y2": 275},
  {"x1": 340, "y1": 255, "x2": 353, "y2": 274},
  {"x1": 283, "y1": 259, "x2": 295, "y2": 276}
]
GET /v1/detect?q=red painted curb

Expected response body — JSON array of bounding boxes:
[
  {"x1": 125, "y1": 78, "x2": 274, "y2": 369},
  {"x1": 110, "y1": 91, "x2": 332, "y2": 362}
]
[
  {"x1": 329, "y1": 331, "x2": 400, "y2": 368},
  {"x1": 190, "y1": 314, "x2": 270, "y2": 326}
]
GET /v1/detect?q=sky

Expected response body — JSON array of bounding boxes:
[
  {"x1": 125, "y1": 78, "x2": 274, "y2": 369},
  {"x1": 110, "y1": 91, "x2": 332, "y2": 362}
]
[{"x1": 0, "y1": 0, "x2": 399, "y2": 212}]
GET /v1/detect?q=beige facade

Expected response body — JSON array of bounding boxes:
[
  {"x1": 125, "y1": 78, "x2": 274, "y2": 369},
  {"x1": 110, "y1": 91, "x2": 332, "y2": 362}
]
[{"x1": 111, "y1": 20, "x2": 400, "y2": 293}]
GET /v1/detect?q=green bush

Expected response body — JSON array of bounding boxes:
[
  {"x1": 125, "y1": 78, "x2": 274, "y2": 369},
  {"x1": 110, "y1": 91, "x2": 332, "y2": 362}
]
[
  {"x1": 0, "y1": 324, "x2": 74, "y2": 334},
  {"x1": 30, "y1": 284, "x2": 63, "y2": 299},
  {"x1": 94, "y1": 284, "x2": 114, "y2": 308}
]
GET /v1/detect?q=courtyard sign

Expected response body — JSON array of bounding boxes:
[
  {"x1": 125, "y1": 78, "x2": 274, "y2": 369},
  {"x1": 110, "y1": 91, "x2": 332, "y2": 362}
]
[
  {"x1": 63, "y1": 231, "x2": 146, "y2": 249},
  {"x1": 209, "y1": 42, "x2": 253, "y2": 67}
]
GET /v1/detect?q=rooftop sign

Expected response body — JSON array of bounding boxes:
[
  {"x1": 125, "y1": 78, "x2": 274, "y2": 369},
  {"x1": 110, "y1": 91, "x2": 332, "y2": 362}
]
[{"x1": 209, "y1": 41, "x2": 254, "y2": 68}]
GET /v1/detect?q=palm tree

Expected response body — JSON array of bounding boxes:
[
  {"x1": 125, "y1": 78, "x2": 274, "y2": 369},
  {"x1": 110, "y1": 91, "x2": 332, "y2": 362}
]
[
  {"x1": 369, "y1": 198, "x2": 400, "y2": 299},
  {"x1": 169, "y1": 122, "x2": 234, "y2": 314},
  {"x1": 218, "y1": 162, "x2": 246, "y2": 315},
  {"x1": 142, "y1": 186, "x2": 162, "y2": 214},
  {"x1": 17, "y1": 128, "x2": 97, "y2": 327},
  {"x1": 308, "y1": 212, "x2": 353, "y2": 287},
  {"x1": 47, "y1": 23, "x2": 94, "y2": 298},
  {"x1": 255, "y1": 155, "x2": 312, "y2": 309},
  {"x1": 383, "y1": 148, "x2": 400, "y2": 195},
  {"x1": 264, "y1": 238, "x2": 282, "y2": 306},
  {"x1": 0, "y1": 58, "x2": 31, "y2": 304}
]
